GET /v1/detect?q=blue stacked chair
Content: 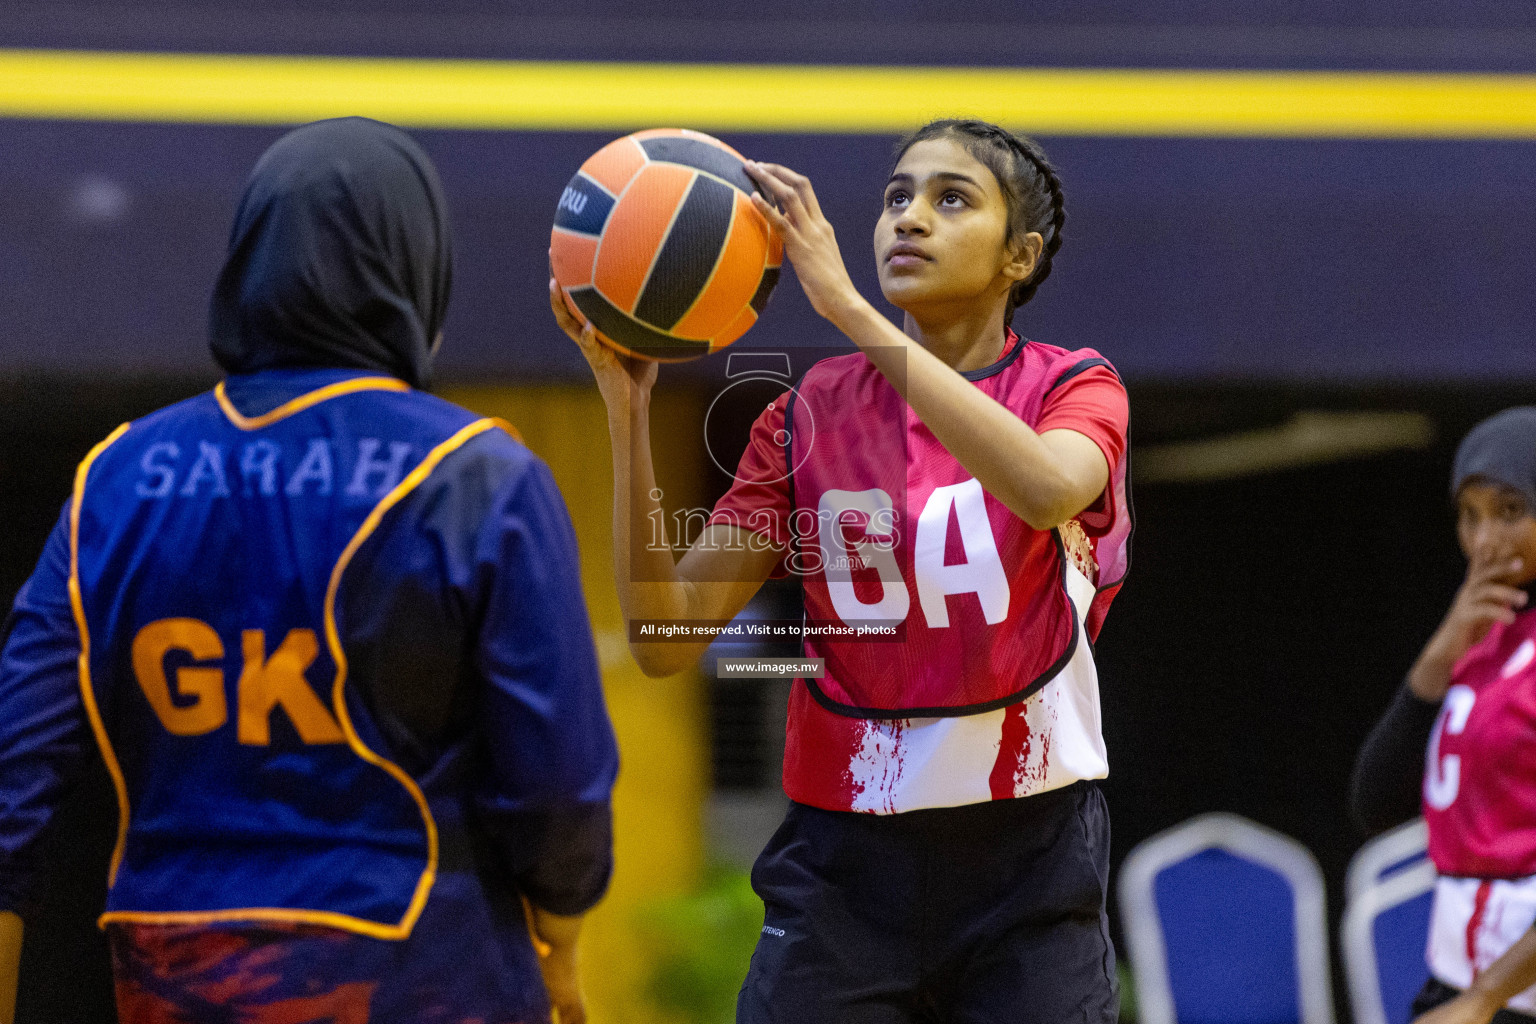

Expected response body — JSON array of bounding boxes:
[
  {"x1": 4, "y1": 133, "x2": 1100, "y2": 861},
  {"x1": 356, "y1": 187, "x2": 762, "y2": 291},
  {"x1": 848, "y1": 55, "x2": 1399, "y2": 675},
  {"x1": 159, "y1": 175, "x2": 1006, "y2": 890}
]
[
  {"x1": 1341, "y1": 818, "x2": 1434, "y2": 1024},
  {"x1": 1119, "y1": 812, "x2": 1335, "y2": 1024}
]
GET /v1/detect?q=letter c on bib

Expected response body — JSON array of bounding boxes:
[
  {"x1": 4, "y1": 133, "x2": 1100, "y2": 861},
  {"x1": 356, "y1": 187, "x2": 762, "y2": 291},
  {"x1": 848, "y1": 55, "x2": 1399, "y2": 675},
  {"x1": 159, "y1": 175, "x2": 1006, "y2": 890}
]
[
  {"x1": 131, "y1": 618, "x2": 228, "y2": 735},
  {"x1": 1424, "y1": 684, "x2": 1476, "y2": 811}
]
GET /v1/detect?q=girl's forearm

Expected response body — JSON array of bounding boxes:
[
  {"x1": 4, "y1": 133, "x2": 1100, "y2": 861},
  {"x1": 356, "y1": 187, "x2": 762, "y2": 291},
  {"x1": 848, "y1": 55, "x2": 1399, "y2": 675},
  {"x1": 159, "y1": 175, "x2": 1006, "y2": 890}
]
[
  {"x1": 607, "y1": 399, "x2": 694, "y2": 626},
  {"x1": 1408, "y1": 644, "x2": 1457, "y2": 701},
  {"x1": 1467, "y1": 927, "x2": 1536, "y2": 1010},
  {"x1": 608, "y1": 402, "x2": 780, "y2": 677},
  {"x1": 829, "y1": 300, "x2": 1093, "y2": 529}
]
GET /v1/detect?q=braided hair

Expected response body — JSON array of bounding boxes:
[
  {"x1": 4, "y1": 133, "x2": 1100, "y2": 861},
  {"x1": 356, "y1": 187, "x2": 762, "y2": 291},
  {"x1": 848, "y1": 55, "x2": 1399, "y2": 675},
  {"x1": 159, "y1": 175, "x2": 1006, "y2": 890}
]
[{"x1": 893, "y1": 119, "x2": 1066, "y2": 326}]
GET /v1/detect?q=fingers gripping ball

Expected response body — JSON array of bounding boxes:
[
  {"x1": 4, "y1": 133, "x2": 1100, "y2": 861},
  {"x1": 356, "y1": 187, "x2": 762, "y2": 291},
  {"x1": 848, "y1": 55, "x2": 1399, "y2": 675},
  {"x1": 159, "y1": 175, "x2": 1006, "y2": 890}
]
[{"x1": 550, "y1": 129, "x2": 784, "y2": 362}]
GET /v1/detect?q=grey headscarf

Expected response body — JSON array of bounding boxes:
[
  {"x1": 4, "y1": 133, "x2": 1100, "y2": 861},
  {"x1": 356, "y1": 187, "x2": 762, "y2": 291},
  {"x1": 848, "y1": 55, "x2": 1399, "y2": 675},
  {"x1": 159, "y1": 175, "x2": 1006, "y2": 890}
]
[{"x1": 1452, "y1": 407, "x2": 1536, "y2": 509}]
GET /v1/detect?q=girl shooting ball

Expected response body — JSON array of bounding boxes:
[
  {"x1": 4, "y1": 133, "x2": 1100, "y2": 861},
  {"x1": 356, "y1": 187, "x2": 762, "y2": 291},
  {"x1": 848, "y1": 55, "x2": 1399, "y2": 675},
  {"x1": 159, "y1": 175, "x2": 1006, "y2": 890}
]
[{"x1": 551, "y1": 119, "x2": 1130, "y2": 1022}]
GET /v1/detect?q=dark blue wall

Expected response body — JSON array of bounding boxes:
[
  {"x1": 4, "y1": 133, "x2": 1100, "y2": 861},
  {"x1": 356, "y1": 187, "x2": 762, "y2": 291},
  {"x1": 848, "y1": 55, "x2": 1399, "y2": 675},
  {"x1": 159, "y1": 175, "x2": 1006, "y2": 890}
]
[{"x1": 4, "y1": 119, "x2": 1535, "y2": 382}]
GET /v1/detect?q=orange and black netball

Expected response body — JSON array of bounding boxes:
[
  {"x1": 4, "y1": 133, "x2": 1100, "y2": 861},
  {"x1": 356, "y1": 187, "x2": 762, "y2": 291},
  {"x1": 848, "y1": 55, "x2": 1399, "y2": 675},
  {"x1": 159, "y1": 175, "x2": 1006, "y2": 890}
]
[{"x1": 550, "y1": 129, "x2": 783, "y2": 362}]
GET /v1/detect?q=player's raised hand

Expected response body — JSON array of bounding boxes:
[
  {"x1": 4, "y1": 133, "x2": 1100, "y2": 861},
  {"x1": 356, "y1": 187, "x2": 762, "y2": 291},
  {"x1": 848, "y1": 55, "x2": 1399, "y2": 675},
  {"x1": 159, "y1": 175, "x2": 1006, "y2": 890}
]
[
  {"x1": 744, "y1": 161, "x2": 863, "y2": 325},
  {"x1": 1410, "y1": 545, "x2": 1528, "y2": 700},
  {"x1": 549, "y1": 273, "x2": 657, "y2": 412}
]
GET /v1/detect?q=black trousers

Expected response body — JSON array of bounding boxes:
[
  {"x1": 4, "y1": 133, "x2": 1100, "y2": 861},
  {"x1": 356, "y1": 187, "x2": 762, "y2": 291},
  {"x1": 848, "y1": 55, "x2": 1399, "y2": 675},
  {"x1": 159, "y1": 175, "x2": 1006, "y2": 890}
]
[
  {"x1": 1414, "y1": 978, "x2": 1536, "y2": 1023},
  {"x1": 736, "y1": 781, "x2": 1118, "y2": 1024}
]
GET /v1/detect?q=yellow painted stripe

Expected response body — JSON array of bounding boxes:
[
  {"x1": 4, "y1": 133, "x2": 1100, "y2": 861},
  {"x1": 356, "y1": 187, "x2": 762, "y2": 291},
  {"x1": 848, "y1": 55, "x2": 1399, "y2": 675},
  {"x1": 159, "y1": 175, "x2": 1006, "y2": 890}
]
[{"x1": 6, "y1": 48, "x2": 1536, "y2": 138}]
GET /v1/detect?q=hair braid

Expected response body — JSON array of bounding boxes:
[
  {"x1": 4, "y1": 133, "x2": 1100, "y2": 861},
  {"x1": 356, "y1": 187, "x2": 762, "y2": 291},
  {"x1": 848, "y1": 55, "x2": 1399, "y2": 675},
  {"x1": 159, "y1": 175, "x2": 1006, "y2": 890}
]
[{"x1": 1002, "y1": 135, "x2": 1066, "y2": 324}]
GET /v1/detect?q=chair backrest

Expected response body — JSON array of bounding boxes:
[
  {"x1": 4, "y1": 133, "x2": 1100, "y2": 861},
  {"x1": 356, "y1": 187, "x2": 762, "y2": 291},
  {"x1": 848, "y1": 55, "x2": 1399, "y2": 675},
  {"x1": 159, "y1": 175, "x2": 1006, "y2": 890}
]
[
  {"x1": 1119, "y1": 812, "x2": 1335, "y2": 1024},
  {"x1": 1342, "y1": 820, "x2": 1434, "y2": 1024},
  {"x1": 1345, "y1": 818, "x2": 1429, "y2": 905}
]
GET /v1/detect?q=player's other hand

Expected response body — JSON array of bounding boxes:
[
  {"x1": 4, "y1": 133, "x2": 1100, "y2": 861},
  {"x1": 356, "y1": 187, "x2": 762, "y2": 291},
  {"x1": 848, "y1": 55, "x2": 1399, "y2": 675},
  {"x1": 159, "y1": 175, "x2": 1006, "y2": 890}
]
[
  {"x1": 1412, "y1": 988, "x2": 1501, "y2": 1024},
  {"x1": 549, "y1": 271, "x2": 658, "y2": 415},
  {"x1": 539, "y1": 939, "x2": 586, "y2": 1024},
  {"x1": 528, "y1": 902, "x2": 588, "y2": 1024},
  {"x1": 1411, "y1": 545, "x2": 1528, "y2": 700}
]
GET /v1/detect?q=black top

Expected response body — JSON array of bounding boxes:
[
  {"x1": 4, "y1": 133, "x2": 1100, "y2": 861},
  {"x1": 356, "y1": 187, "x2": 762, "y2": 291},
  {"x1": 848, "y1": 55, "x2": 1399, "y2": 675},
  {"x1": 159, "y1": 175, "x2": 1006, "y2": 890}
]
[{"x1": 1350, "y1": 681, "x2": 1442, "y2": 835}]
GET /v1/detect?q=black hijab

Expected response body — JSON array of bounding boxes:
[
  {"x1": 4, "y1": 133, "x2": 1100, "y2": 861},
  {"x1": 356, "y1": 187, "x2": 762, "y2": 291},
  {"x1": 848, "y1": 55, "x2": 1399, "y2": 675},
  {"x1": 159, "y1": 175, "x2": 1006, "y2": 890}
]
[
  {"x1": 1452, "y1": 407, "x2": 1536, "y2": 509},
  {"x1": 210, "y1": 117, "x2": 452, "y2": 389}
]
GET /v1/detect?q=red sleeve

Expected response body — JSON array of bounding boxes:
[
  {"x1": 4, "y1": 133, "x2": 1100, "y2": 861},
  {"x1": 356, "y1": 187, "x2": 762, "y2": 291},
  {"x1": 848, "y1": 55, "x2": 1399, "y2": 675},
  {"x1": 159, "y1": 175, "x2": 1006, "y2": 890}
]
[
  {"x1": 1035, "y1": 364, "x2": 1129, "y2": 536},
  {"x1": 708, "y1": 392, "x2": 793, "y2": 575}
]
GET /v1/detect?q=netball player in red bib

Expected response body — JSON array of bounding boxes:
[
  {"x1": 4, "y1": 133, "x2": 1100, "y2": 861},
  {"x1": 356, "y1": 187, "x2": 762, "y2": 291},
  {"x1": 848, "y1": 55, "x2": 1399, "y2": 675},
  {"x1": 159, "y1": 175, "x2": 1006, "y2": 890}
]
[
  {"x1": 551, "y1": 119, "x2": 1130, "y2": 1022},
  {"x1": 1354, "y1": 409, "x2": 1536, "y2": 1024}
]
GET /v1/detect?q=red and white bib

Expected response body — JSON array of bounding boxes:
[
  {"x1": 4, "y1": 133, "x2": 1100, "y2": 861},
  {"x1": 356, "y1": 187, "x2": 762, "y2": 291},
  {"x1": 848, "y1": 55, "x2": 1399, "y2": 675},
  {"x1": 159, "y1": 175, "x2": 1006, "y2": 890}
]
[
  {"x1": 782, "y1": 341, "x2": 1129, "y2": 718},
  {"x1": 1423, "y1": 610, "x2": 1536, "y2": 1000},
  {"x1": 1424, "y1": 611, "x2": 1536, "y2": 878},
  {"x1": 748, "y1": 337, "x2": 1132, "y2": 813}
]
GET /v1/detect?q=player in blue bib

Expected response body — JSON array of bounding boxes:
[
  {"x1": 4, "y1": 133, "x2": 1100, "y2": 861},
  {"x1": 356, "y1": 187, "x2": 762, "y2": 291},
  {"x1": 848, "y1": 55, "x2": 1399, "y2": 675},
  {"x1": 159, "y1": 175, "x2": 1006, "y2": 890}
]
[{"x1": 0, "y1": 118, "x2": 618, "y2": 1024}]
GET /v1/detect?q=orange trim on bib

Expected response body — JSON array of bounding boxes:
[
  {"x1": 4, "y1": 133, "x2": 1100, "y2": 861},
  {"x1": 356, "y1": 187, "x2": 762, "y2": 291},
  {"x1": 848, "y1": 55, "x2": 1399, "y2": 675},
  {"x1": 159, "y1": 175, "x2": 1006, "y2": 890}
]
[
  {"x1": 520, "y1": 895, "x2": 554, "y2": 958},
  {"x1": 69, "y1": 423, "x2": 133, "y2": 887},
  {"x1": 99, "y1": 905, "x2": 425, "y2": 939},
  {"x1": 487, "y1": 417, "x2": 523, "y2": 443},
  {"x1": 214, "y1": 377, "x2": 409, "y2": 430},
  {"x1": 318, "y1": 417, "x2": 499, "y2": 938}
]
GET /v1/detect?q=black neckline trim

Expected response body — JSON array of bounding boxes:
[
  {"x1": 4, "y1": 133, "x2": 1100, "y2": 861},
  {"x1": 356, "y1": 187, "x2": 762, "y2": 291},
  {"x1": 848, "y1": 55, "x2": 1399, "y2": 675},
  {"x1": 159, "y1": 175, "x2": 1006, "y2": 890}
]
[{"x1": 960, "y1": 333, "x2": 1028, "y2": 382}]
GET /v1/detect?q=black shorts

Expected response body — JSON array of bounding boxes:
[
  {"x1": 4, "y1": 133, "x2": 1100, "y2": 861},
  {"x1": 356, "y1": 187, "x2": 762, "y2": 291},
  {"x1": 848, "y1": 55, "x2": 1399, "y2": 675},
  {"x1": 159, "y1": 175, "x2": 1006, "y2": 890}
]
[
  {"x1": 736, "y1": 781, "x2": 1118, "y2": 1024},
  {"x1": 1414, "y1": 979, "x2": 1536, "y2": 1023}
]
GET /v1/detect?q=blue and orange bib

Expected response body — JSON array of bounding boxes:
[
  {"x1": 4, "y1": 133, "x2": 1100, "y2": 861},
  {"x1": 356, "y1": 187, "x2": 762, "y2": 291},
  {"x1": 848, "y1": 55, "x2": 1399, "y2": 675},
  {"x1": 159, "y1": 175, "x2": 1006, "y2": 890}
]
[{"x1": 71, "y1": 373, "x2": 504, "y2": 938}]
